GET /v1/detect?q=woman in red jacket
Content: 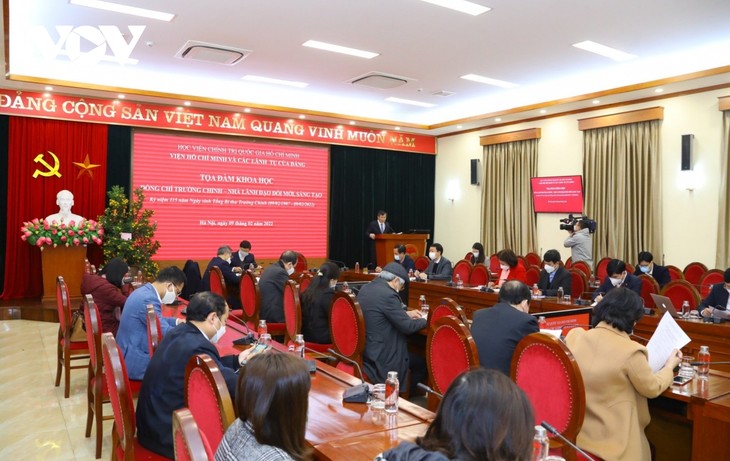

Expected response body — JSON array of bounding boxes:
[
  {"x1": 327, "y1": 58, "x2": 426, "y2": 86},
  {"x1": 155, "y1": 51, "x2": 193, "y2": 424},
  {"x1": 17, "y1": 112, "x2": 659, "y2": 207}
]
[
  {"x1": 81, "y1": 257, "x2": 130, "y2": 335},
  {"x1": 490, "y1": 249, "x2": 527, "y2": 287}
]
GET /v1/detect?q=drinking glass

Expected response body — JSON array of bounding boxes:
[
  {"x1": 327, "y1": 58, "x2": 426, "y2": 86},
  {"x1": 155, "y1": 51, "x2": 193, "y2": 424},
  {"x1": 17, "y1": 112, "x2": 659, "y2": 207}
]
[{"x1": 678, "y1": 356, "x2": 695, "y2": 379}]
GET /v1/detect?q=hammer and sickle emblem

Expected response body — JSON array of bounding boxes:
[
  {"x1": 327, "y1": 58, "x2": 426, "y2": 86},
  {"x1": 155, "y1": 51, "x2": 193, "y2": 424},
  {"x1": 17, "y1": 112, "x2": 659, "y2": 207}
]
[{"x1": 33, "y1": 151, "x2": 62, "y2": 178}]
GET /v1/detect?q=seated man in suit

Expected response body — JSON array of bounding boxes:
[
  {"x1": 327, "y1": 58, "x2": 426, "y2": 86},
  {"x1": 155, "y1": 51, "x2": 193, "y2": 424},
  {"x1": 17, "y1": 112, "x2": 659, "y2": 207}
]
[
  {"x1": 375, "y1": 244, "x2": 415, "y2": 304},
  {"x1": 117, "y1": 266, "x2": 187, "y2": 380},
  {"x1": 633, "y1": 251, "x2": 671, "y2": 288},
  {"x1": 415, "y1": 243, "x2": 453, "y2": 281},
  {"x1": 537, "y1": 249, "x2": 572, "y2": 296},
  {"x1": 231, "y1": 239, "x2": 261, "y2": 271},
  {"x1": 365, "y1": 210, "x2": 394, "y2": 269},
  {"x1": 136, "y1": 292, "x2": 254, "y2": 458},
  {"x1": 700, "y1": 268, "x2": 730, "y2": 320},
  {"x1": 201, "y1": 245, "x2": 242, "y2": 309},
  {"x1": 258, "y1": 250, "x2": 298, "y2": 323},
  {"x1": 593, "y1": 259, "x2": 642, "y2": 302},
  {"x1": 471, "y1": 281, "x2": 539, "y2": 375}
]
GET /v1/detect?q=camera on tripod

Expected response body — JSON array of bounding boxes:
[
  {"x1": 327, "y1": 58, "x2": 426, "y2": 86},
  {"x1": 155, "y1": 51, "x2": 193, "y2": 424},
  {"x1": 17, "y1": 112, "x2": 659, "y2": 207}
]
[{"x1": 559, "y1": 214, "x2": 596, "y2": 233}]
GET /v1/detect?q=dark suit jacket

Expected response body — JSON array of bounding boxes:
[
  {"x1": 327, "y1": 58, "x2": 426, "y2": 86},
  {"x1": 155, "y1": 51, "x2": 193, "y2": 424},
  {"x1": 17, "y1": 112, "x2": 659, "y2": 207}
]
[
  {"x1": 201, "y1": 256, "x2": 240, "y2": 291},
  {"x1": 302, "y1": 288, "x2": 335, "y2": 344},
  {"x1": 471, "y1": 303, "x2": 539, "y2": 375},
  {"x1": 365, "y1": 219, "x2": 394, "y2": 237},
  {"x1": 258, "y1": 261, "x2": 289, "y2": 323},
  {"x1": 424, "y1": 256, "x2": 453, "y2": 281},
  {"x1": 633, "y1": 264, "x2": 671, "y2": 289},
  {"x1": 231, "y1": 250, "x2": 257, "y2": 271},
  {"x1": 136, "y1": 322, "x2": 239, "y2": 458},
  {"x1": 358, "y1": 278, "x2": 426, "y2": 383},
  {"x1": 399, "y1": 254, "x2": 416, "y2": 273},
  {"x1": 592, "y1": 273, "x2": 642, "y2": 300},
  {"x1": 537, "y1": 266, "x2": 572, "y2": 296},
  {"x1": 700, "y1": 283, "x2": 730, "y2": 309}
]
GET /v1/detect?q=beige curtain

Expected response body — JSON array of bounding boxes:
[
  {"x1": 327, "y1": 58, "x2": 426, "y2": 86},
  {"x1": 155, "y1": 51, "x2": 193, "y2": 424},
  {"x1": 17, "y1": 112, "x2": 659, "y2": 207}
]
[
  {"x1": 717, "y1": 111, "x2": 730, "y2": 268},
  {"x1": 480, "y1": 139, "x2": 538, "y2": 256},
  {"x1": 583, "y1": 120, "x2": 661, "y2": 264}
]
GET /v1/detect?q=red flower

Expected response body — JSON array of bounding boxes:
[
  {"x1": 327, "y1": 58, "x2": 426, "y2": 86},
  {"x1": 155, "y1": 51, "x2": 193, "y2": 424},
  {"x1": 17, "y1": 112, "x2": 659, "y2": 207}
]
[
  {"x1": 68, "y1": 230, "x2": 75, "y2": 236},
  {"x1": 36, "y1": 239, "x2": 43, "y2": 247},
  {"x1": 61, "y1": 236, "x2": 67, "y2": 242},
  {"x1": 82, "y1": 237, "x2": 89, "y2": 244},
  {"x1": 73, "y1": 238, "x2": 80, "y2": 246}
]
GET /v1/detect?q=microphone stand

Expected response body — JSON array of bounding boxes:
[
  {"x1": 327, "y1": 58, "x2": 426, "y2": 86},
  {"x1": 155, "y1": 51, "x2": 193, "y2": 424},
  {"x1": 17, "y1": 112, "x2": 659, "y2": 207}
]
[
  {"x1": 416, "y1": 382, "x2": 443, "y2": 399},
  {"x1": 541, "y1": 421, "x2": 596, "y2": 461},
  {"x1": 327, "y1": 348, "x2": 371, "y2": 403}
]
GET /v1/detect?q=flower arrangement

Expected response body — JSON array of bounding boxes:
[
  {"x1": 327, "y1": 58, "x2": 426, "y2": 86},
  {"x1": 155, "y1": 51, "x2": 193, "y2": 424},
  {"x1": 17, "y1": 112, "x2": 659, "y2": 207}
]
[{"x1": 20, "y1": 218, "x2": 104, "y2": 249}]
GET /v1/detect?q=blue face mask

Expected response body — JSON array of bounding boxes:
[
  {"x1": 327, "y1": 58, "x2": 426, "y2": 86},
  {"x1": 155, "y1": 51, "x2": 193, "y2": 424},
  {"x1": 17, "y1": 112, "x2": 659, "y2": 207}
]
[{"x1": 639, "y1": 265, "x2": 650, "y2": 273}]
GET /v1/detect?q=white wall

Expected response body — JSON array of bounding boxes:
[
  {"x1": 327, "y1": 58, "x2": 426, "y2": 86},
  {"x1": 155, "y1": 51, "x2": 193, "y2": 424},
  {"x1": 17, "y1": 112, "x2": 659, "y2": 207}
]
[{"x1": 434, "y1": 88, "x2": 727, "y2": 269}]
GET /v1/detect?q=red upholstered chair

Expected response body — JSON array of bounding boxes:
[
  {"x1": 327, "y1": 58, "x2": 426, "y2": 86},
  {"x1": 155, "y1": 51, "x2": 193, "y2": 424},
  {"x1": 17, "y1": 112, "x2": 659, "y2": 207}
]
[
  {"x1": 55, "y1": 275, "x2": 90, "y2": 398},
  {"x1": 426, "y1": 316, "x2": 478, "y2": 410},
  {"x1": 638, "y1": 274, "x2": 660, "y2": 309},
  {"x1": 568, "y1": 269, "x2": 587, "y2": 300},
  {"x1": 83, "y1": 295, "x2": 108, "y2": 459},
  {"x1": 571, "y1": 261, "x2": 591, "y2": 279},
  {"x1": 209, "y1": 266, "x2": 227, "y2": 300},
  {"x1": 184, "y1": 354, "x2": 236, "y2": 452},
  {"x1": 295, "y1": 252, "x2": 308, "y2": 273},
  {"x1": 101, "y1": 333, "x2": 168, "y2": 461},
  {"x1": 283, "y1": 280, "x2": 302, "y2": 344},
  {"x1": 525, "y1": 252, "x2": 542, "y2": 268},
  {"x1": 666, "y1": 265, "x2": 685, "y2": 281},
  {"x1": 173, "y1": 408, "x2": 214, "y2": 461},
  {"x1": 329, "y1": 291, "x2": 367, "y2": 379},
  {"x1": 564, "y1": 257, "x2": 573, "y2": 269},
  {"x1": 699, "y1": 269, "x2": 725, "y2": 298},
  {"x1": 146, "y1": 305, "x2": 162, "y2": 357},
  {"x1": 299, "y1": 273, "x2": 313, "y2": 293},
  {"x1": 469, "y1": 264, "x2": 490, "y2": 286},
  {"x1": 405, "y1": 244, "x2": 419, "y2": 259},
  {"x1": 452, "y1": 259, "x2": 473, "y2": 284},
  {"x1": 238, "y1": 271, "x2": 259, "y2": 331},
  {"x1": 683, "y1": 262, "x2": 708, "y2": 286},
  {"x1": 595, "y1": 257, "x2": 611, "y2": 283},
  {"x1": 427, "y1": 297, "x2": 469, "y2": 329},
  {"x1": 625, "y1": 262, "x2": 635, "y2": 274},
  {"x1": 525, "y1": 266, "x2": 541, "y2": 286},
  {"x1": 511, "y1": 333, "x2": 585, "y2": 461},
  {"x1": 464, "y1": 251, "x2": 473, "y2": 261},
  {"x1": 660, "y1": 279, "x2": 701, "y2": 310},
  {"x1": 414, "y1": 255, "x2": 429, "y2": 271},
  {"x1": 489, "y1": 254, "x2": 501, "y2": 274}
]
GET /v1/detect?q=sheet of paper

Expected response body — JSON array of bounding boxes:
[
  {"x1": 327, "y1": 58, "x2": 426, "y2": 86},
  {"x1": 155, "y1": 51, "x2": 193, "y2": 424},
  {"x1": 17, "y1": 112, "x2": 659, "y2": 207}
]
[
  {"x1": 646, "y1": 312, "x2": 691, "y2": 372},
  {"x1": 540, "y1": 329, "x2": 563, "y2": 339}
]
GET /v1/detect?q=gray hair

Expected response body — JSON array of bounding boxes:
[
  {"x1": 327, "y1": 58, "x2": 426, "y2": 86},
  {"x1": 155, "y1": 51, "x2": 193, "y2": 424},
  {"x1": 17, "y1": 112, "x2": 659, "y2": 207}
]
[
  {"x1": 217, "y1": 245, "x2": 232, "y2": 256},
  {"x1": 379, "y1": 270, "x2": 405, "y2": 286}
]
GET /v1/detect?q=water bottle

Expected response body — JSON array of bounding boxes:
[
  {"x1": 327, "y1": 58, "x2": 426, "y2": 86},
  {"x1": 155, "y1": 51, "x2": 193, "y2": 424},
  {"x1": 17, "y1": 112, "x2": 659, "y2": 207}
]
[
  {"x1": 294, "y1": 334, "x2": 305, "y2": 358},
  {"x1": 682, "y1": 301, "x2": 690, "y2": 318},
  {"x1": 385, "y1": 371, "x2": 399, "y2": 414},
  {"x1": 258, "y1": 319, "x2": 267, "y2": 336},
  {"x1": 355, "y1": 262, "x2": 360, "y2": 273},
  {"x1": 408, "y1": 268, "x2": 414, "y2": 279},
  {"x1": 538, "y1": 316, "x2": 547, "y2": 330},
  {"x1": 532, "y1": 425, "x2": 549, "y2": 461},
  {"x1": 698, "y1": 345, "x2": 710, "y2": 377},
  {"x1": 532, "y1": 283, "x2": 540, "y2": 296},
  {"x1": 421, "y1": 301, "x2": 429, "y2": 318},
  {"x1": 556, "y1": 286, "x2": 564, "y2": 302},
  {"x1": 456, "y1": 273, "x2": 464, "y2": 288},
  {"x1": 342, "y1": 281, "x2": 350, "y2": 293},
  {"x1": 419, "y1": 295, "x2": 426, "y2": 310}
]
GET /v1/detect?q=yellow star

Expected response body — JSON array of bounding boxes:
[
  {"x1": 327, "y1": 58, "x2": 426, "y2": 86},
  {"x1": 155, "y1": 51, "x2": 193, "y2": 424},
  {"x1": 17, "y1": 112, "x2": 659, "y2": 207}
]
[{"x1": 73, "y1": 154, "x2": 101, "y2": 179}]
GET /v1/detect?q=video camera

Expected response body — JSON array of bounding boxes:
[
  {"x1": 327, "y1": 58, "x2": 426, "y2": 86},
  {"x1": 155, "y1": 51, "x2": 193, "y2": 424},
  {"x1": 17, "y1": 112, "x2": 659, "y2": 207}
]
[{"x1": 559, "y1": 214, "x2": 596, "y2": 233}]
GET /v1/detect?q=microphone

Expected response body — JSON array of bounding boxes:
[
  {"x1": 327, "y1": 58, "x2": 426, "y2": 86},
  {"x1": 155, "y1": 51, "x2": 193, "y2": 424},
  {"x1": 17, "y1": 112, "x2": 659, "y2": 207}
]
[
  {"x1": 629, "y1": 333, "x2": 651, "y2": 344},
  {"x1": 541, "y1": 421, "x2": 596, "y2": 461},
  {"x1": 327, "y1": 259, "x2": 349, "y2": 271},
  {"x1": 689, "y1": 361, "x2": 730, "y2": 366},
  {"x1": 227, "y1": 312, "x2": 256, "y2": 345},
  {"x1": 327, "y1": 348, "x2": 370, "y2": 403},
  {"x1": 416, "y1": 382, "x2": 443, "y2": 399}
]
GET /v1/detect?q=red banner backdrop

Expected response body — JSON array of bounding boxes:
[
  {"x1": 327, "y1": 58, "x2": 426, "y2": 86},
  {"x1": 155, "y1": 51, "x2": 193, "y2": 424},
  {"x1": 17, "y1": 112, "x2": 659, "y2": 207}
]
[{"x1": 1, "y1": 117, "x2": 108, "y2": 299}]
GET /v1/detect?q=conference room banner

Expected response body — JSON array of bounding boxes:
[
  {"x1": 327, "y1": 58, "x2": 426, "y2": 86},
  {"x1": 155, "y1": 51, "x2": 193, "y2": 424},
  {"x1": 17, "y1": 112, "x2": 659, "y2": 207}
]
[{"x1": 0, "y1": 89, "x2": 436, "y2": 154}]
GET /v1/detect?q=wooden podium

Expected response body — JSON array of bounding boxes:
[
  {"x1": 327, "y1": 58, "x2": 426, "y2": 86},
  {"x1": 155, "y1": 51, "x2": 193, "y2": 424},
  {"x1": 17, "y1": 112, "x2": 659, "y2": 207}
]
[
  {"x1": 373, "y1": 233, "x2": 429, "y2": 268},
  {"x1": 41, "y1": 246, "x2": 87, "y2": 302}
]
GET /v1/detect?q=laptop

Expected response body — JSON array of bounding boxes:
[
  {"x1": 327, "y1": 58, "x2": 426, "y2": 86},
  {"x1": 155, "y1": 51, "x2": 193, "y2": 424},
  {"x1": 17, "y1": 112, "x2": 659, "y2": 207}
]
[{"x1": 650, "y1": 293, "x2": 682, "y2": 318}]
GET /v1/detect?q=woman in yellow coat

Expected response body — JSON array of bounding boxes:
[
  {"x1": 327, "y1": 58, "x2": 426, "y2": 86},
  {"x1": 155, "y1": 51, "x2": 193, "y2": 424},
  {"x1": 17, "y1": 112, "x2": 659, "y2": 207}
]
[{"x1": 565, "y1": 288, "x2": 682, "y2": 460}]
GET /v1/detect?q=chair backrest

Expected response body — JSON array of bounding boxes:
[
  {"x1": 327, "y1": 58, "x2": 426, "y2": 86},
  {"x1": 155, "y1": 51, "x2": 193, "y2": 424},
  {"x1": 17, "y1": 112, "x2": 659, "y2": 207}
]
[
  {"x1": 208, "y1": 266, "x2": 227, "y2": 299},
  {"x1": 666, "y1": 265, "x2": 685, "y2": 281},
  {"x1": 85, "y1": 258, "x2": 92, "y2": 274},
  {"x1": 56, "y1": 276, "x2": 72, "y2": 336},
  {"x1": 299, "y1": 273, "x2": 313, "y2": 293},
  {"x1": 83, "y1": 294, "x2": 103, "y2": 376},
  {"x1": 329, "y1": 291, "x2": 366, "y2": 377},
  {"x1": 488, "y1": 254, "x2": 501, "y2": 274},
  {"x1": 595, "y1": 257, "x2": 612, "y2": 282},
  {"x1": 464, "y1": 251, "x2": 473, "y2": 261},
  {"x1": 414, "y1": 255, "x2": 430, "y2": 271},
  {"x1": 511, "y1": 333, "x2": 585, "y2": 459},
  {"x1": 102, "y1": 332, "x2": 136, "y2": 460},
  {"x1": 564, "y1": 256, "x2": 573, "y2": 269},
  {"x1": 427, "y1": 316, "x2": 479, "y2": 395},
  {"x1": 571, "y1": 260, "x2": 591, "y2": 279},
  {"x1": 452, "y1": 259, "x2": 473, "y2": 283},
  {"x1": 568, "y1": 269, "x2": 587, "y2": 300},
  {"x1": 283, "y1": 280, "x2": 302, "y2": 343},
  {"x1": 699, "y1": 269, "x2": 725, "y2": 298},
  {"x1": 638, "y1": 274, "x2": 660, "y2": 309},
  {"x1": 683, "y1": 262, "x2": 708, "y2": 285},
  {"x1": 660, "y1": 279, "x2": 701, "y2": 310},
  {"x1": 405, "y1": 244, "x2": 419, "y2": 259},
  {"x1": 181, "y1": 259, "x2": 202, "y2": 301},
  {"x1": 146, "y1": 305, "x2": 162, "y2": 357},
  {"x1": 525, "y1": 266, "x2": 541, "y2": 286},
  {"x1": 295, "y1": 252, "x2": 308, "y2": 273},
  {"x1": 469, "y1": 264, "x2": 490, "y2": 285},
  {"x1": 427, "y1": 297, "x2": 469, "y2": 328},
  {"x1": 173, "y1": 408, "x2": 215, "y2": 461},
  {"x1": 525, "y1": 252, "x2": 542, "y2": 268},
  {"x1": 184, "y1": 354, "x2": 236, "y2": 451},
  {"x1": 238, "y1": 271, "x2": 260, "y2": 328}
]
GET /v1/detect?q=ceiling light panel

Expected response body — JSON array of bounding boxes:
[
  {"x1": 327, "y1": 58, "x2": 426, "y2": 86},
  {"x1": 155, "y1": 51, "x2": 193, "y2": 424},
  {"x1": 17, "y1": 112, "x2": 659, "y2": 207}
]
[
  {"x1": 385, "y1": 97, "x2": 436, "y2": 108},
  {"x1": 572, "y1": 40, "x2": 637, "y2": 62},
  {"x1": 241, "y1": 75, "x2": 309, "y2": 88},
  {"x1": 69, "y1": 0, "x2": 175, "y2": 21},
  {"x1": 303, "y1": 40, "x2": 379, "y2": 59},
  {"x1": 460, "y1": 74, "x2": 518, "y2": 89},
  {"x1": 419, "y1": 0, "x2": 491, "y2": 16}
]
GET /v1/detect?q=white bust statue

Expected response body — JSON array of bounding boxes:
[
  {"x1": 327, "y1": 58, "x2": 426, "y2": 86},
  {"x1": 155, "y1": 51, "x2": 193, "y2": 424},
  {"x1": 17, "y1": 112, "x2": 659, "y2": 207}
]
[{"x1": 45, "y1": 189, "x2": 85, "y2": 224}]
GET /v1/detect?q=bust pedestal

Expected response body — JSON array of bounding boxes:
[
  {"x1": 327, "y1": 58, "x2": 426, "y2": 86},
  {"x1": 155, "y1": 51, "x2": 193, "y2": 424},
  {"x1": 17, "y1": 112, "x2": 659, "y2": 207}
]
[{"x1": 41, "y1": 246, "x2": 87, "y2": 302}]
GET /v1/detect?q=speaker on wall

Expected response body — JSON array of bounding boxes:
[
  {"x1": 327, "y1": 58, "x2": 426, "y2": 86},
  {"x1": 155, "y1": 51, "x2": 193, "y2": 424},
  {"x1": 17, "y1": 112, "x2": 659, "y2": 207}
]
[
  {"x1": 470, "y1": 159, "x2": 479, "y2": 185},
  {"x1": 681, "y1": 134, "x2": 693, "y2": 171}
]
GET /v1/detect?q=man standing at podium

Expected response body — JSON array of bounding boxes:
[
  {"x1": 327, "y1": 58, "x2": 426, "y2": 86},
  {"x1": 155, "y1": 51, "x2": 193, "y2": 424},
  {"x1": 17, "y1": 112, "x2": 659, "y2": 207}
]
[{"x1": 365, "y1": 210, "x2": 393, "y2": 269}]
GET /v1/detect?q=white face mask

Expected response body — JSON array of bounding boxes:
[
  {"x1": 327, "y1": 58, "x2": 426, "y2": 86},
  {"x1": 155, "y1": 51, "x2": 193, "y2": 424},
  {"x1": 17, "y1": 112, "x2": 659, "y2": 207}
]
[
  {"x1": 429, "y1": 251, "x2": 437, "y2": 260},
  {"x1": 472, "y1": 251, "x2": 479, "y2": 259},
  {"x1": 161, "y1": 284, "x2": 177, "y2": 304},
  {"x1": 639, "y1": 265, "x2": 650, "y2": 273},
  {"x1": 210, "y1": 318, "x2": 226, "y2": 344},
  {"x1": 287, "y1": 266, "x2": 295, "y2": 275},
  {"x1": 241, "y1": 251, "x2": 249, "y2": 257},
  {"x1": 544, "y1": 264, "x2": 556, "y2": 274},
  {"x1": 500, "y1": 264, "x2": 510, "y2": 271},
  {"x1": 610, "y1": 276, "x2": 623, "y2": 287},
  {"x1": 394, "y1": 254, "x2": 401, "y2": 261}
]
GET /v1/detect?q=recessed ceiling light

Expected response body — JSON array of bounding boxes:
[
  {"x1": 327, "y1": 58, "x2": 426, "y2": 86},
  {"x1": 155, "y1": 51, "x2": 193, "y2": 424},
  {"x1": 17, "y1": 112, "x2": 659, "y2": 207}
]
[
  {"x1": 457, "y1": 125, "x2": 463, "y2": 129},
  {"x1": 242, "y1": 75, "x2": 308, "y2": 88},
  {"x1": 244, "y1": 108, "x2": 251, "y2": 113},
  {"x1": 655, "y1": 88, "x2": 664, "y2": 93},
  {"x1": 572, "y1": 40, "x2": 637, "y2": 62},
  {"x1": 44, "y1": 86, "x2": 53, "y2": 91},
  {"x1": 460, "y1": 74, "x2": 518, "y2": 89},
  {"x1": 494, "y1": 118, "x2": 501, "y2": 122},
  {"x1": 299, "y1": 115, "x2": 306, "y2": 119},
  {"x1": 385, "y1": 97, "x2": 436, "y2": 108},
  {"x1": 592, "y1": 100, "x2": 600, "y2": 104},
  {"x1": 539, "y1": 109, "x2": 547, "y2": 114},
  {"x1": 69, "y1": 0, "x2": 175, "y2": 21},
  {"x1": 117, "y1": 94, "x2": 125, "y2": 99},
  {"x1": 302, "y1": 40, "x2": 379, "y2": 59},
  {"x1": 349, "y1": 121, "x2": 356, "y2": 125},
  {"x1": 395, "y1": 127, "x2": 401, "y2": 131},
  {"x1": 183, "y1": 101, "x2": 191, "y2": 106},
  {"x1": 419, "y1": 0, "x2": 491, "y2": 16}
]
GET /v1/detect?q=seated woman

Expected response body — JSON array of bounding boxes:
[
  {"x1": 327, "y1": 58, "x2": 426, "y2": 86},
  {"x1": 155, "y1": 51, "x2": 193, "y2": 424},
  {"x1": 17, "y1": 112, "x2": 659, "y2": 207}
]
[
  {"x1": 80, "y1": 257, "x2": 130, "y2": 336},
  {"x1": 216, "y1": 353, "x2": 311, "y2": 461},
  {"x1": 564, "y1": 288, "x2": 682, "y2": 461},
  {"x1": 470, "y1": 242, "x2": 486, "y2": 265},
  {"x1": 489, "y1": 249, "x2": 527, "y2": 288},
  {"x1": 378, "y1": 368, "x2": 534, "y2": 461},
  {"x1": 301, "y1": 262, "x2": 340, "y2": 344}
]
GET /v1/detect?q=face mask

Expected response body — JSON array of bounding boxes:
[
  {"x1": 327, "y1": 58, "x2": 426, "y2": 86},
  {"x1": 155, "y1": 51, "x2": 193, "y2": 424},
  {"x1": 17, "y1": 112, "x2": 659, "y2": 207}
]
[
  {"x1": 241, "y1": 251, "x2": 249, "y2": 257},
  {"x1": 500, "y1": 264, "x2": 510, "y2": 271},
  {"x1": 394, "y1": 254, "x2": 401, "y2": 261},
  {"x1": 544, "y1": 264, "x2": 556, "y2": 274},
  {"x1": 429, "y1": 252, "x2": 436, "y2": 260},
  {"x1": 161, "y1": 285, "x2": 177, "y2": 304},
  {"x1": 639, "y1": 265, "x2": 650, "y2": 273},
  {"x1": 472, "y1": 251, "x2": 479, "y2": 259},
  {"x1": 610, "y1": 277, "x2": 623, "y2": 287},
  {"x1": 210, "y1": 318, "x2": 226, "y2": 344},
  {"x1": 225, "y1": 258, "x2": 232, "y2": 264},
  {"x1": 287, "y1": 266, "x2": 295, "y2": 275}
]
